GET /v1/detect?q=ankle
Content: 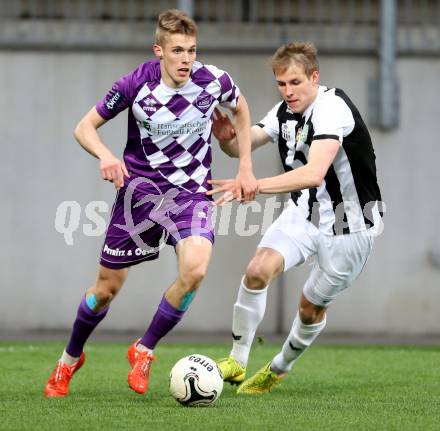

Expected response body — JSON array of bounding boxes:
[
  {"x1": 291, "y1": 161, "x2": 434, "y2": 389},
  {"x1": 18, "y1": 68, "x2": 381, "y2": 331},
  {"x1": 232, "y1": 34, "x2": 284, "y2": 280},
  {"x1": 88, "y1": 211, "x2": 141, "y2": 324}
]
[
  {"x1": 269, "y1": 362, "x2": 287, "y2": 377},
  {"x1": 136, "y1": 342, "x2": 154, "y2": 355},
  {"x1": 60, "y1": 350, "x2": 80, "y2": 366}
]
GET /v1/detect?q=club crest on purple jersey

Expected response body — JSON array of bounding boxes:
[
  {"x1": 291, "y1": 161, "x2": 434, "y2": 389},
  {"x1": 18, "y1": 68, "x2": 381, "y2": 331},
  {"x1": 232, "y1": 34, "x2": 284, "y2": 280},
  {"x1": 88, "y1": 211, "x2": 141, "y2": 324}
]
[{"x1": 194, "y1": 92, "x2": 214, "y2": 114}]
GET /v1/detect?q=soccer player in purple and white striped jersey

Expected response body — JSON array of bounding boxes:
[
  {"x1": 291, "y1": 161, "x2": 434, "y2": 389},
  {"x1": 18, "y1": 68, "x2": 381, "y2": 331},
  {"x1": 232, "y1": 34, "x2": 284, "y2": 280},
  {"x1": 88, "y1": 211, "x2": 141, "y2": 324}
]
[{"x1": 45, "y1": 9, "x2": 257, "y2": 398}]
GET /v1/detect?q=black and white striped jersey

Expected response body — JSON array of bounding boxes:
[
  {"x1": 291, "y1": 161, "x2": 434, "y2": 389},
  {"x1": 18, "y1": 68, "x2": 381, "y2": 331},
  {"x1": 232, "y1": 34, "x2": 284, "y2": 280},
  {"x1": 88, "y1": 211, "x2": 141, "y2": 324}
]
[{"x1": 257, "y1": 85, "x2": 382, "y2": 236}]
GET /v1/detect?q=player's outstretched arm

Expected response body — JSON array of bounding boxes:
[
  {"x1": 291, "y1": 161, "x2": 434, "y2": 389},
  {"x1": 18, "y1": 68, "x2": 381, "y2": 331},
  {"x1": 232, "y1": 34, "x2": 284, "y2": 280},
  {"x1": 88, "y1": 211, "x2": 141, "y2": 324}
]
[
  {"x1": 74, "y1": 107, "x2": 129, "y2": 189},
  {"x1": 207, "y1": 138, "x2": 340, "y2": 204},
  {"x1": 257, "y1": 138, "x2": 340, "y2": 194}
]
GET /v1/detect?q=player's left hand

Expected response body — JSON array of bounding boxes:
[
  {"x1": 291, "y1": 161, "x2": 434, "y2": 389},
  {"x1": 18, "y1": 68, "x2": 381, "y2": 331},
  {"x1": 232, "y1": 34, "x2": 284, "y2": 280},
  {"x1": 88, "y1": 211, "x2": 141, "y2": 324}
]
[
  {"x1": 206, "y1": 179, "x2": 237, "y2": 205},
  {"x1": 235, "y1": 169, "x2": 259, "y2": 202}
]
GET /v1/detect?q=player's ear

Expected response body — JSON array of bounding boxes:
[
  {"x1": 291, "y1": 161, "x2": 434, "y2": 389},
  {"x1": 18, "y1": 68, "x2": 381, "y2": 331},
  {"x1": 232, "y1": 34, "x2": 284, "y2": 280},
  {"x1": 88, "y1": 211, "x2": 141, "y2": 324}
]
[
  {"x1": 153, "y1": 44, "x2": 163, "y2": 59},
  {"x1": 311, "y1": 70, "x2": 320, "y2": 86}
]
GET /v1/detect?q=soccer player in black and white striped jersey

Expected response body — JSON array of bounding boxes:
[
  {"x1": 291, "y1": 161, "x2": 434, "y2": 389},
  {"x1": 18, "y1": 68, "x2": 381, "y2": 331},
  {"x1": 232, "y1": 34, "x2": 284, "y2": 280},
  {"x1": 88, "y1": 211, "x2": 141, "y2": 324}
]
[{"x1": 209, "y1": 42, "x2": 383, "y2": 393}]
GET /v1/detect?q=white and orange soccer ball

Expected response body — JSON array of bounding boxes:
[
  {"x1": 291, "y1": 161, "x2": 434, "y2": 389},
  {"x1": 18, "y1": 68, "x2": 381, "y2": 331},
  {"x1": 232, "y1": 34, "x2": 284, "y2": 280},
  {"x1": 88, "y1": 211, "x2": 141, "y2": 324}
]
[{"x1": 169, "y1": 354, "x2": 223, "y2": 407}]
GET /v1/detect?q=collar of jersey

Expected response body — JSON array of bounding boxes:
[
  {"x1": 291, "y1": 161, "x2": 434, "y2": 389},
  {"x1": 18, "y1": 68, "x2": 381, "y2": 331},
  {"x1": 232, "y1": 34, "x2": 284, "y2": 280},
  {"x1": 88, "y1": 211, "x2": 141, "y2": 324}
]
[
  {"x1": 160, "y1": 76, "x2": 193, "y2": 94},
  {"x1": 301, "y1": 85, "x2": 327, "y2": 122}
]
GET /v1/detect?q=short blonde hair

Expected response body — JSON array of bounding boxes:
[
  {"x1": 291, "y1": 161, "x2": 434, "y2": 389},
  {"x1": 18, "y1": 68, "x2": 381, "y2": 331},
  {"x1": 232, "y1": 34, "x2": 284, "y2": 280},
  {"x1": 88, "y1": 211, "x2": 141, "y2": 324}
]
[
  {"x1": 155, "y1": 9, "x2": 198, "y2": 46},
  {"x1": 271, "y1": 42, "x2": 319, "y2": 77}
]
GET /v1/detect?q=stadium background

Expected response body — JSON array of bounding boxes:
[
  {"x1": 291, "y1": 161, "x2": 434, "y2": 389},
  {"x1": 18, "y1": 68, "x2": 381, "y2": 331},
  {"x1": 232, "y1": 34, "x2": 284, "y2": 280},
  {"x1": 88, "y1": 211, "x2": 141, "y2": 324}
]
[{"x1": 1, "y1": 0, "x2": 439, "y2": 339}]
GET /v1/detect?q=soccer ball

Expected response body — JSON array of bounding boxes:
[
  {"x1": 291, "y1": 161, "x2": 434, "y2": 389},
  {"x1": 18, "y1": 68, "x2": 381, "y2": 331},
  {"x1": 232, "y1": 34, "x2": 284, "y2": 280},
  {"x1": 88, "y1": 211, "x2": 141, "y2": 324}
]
[{"x1": 169, "y1": 354, "x2": 223, "y2": 407}]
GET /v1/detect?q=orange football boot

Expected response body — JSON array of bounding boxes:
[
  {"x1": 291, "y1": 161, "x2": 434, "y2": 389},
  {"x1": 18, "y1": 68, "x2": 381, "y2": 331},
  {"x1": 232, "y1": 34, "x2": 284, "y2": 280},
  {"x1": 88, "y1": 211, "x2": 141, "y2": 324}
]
[
  {"x1": 45, "y1": 352, "x2": 85, "y2": 398},
  {"x1": 127, "y1": 341, "x2": 156, "y2": 394},
  {"x1": 126, "y1": 339, "x2": 142, "y2": 368}
]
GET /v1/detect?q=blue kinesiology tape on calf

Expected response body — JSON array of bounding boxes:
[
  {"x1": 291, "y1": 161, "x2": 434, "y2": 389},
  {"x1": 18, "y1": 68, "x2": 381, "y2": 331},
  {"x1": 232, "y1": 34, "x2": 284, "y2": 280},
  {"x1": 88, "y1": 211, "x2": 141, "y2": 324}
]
[
  {"x1": 86, "y1": 294, "x2": 98, "y2": 311},
  {"x1": 178, "y1": 291, "x2": 196, "y2": 311}
]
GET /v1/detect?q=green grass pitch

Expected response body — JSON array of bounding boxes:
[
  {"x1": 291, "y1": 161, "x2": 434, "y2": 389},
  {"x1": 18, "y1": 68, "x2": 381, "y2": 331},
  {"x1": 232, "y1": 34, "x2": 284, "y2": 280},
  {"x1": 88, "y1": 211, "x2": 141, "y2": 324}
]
[{"x1": 0, "y1": 341, "x2": 439, "y2": 430}]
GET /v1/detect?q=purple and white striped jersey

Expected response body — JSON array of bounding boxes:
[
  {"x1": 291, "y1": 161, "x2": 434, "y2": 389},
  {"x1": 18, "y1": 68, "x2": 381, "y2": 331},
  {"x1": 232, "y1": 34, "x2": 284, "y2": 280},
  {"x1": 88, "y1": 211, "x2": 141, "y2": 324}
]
[{"x1": 96, "y1": 59, "x2": 240, "y2": 193}]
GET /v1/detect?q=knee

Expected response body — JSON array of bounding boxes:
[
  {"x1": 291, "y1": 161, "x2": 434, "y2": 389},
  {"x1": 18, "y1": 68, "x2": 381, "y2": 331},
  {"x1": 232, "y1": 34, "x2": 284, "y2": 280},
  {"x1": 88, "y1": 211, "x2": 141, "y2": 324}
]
[
  {"x1": 180, "y1": 264, "x2": 207, "y2": 292},
  {"x1": 245, "y1": 260, "x2": 270, "y2": 290},
  {"x1": 93, "y1": 268, "x2": 127, "y2": 304},
  {"x1": 299, "y1": 304, "x2": 326, "y2": 325}
]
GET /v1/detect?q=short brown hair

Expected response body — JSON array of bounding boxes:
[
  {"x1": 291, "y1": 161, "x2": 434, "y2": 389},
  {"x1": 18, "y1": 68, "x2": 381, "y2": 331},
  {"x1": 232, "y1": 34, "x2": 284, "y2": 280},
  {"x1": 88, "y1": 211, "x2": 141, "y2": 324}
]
[
  {"x1": 155, "y1": 9, "x2": 198, "y2": 45},
  {"x1": 271, "y1": 42, "x2": 319, "y2": 77}
]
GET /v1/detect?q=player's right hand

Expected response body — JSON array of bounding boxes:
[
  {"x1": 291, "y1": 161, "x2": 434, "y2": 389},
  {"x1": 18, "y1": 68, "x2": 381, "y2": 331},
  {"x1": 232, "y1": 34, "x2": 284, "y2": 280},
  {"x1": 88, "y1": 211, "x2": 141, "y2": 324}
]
[
  {"x1": 99, "y1": 154, "x2": 130, "y2": 189},
  {"x1": 212, "y1": 108, "x2": 236, "y2": 142}
]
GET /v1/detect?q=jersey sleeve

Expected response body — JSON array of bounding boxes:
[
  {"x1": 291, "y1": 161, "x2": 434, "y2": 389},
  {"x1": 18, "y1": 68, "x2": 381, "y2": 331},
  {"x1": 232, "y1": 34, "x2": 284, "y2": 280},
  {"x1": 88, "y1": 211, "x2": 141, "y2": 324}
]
[
  {"x1": 312, "y1": 94, "x2": 354, "y2": 143},
  {"x1": 256, "y1": 102, "x2": 282, "y2": 142},
  {"x1": 217, "y1": 70, "x2": 240, "y2": 109},
  {"x1": 96, "y1": 73, "x2": 135, "y2": 120},
  {"x1": 95, "y1": 60, "x2": 160, "y2": 120}
]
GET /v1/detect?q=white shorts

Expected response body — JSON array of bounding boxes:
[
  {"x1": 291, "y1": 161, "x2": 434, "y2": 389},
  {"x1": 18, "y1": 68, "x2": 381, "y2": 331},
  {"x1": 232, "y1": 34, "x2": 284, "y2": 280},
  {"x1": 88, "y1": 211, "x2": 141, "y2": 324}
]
[{"x1": 258, "y1": 201, "x2": 374, "y2": 307}]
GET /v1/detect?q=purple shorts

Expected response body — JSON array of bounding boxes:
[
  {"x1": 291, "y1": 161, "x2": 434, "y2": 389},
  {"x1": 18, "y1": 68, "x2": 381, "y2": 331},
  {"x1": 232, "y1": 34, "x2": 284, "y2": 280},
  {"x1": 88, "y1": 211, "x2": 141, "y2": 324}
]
[{"x1": 100, "y1": 177, "x2": 214, "y2": 269}]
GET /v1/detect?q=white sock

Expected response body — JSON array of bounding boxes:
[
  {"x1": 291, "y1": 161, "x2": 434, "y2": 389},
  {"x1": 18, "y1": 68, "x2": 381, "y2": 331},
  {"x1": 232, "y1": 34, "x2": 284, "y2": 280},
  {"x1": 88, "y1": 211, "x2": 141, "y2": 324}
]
[
  {"x1": 136, "y1": 342, "x2": 154, "y2": 355},
  {"x1": 60, "y1": 350, "x2": 80, "y2": 366},
  {"x1": 271, "y1": 312, "x2": 326, "y2": 374},
  {"x1": 230, "y1": 276, "x2": 268, "y2": 367}
]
